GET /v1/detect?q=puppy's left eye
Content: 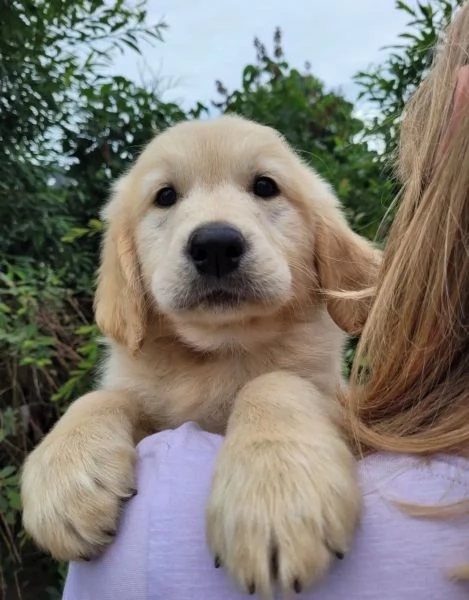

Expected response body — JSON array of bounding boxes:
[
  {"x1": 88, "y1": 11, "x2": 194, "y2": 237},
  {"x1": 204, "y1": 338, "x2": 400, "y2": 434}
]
[
  {"x1": 252, "y1": 176, "x2": 279, "y2": 199},
  {"x1": 154, "y1": 186, "x2": 178, "y2": 208}
]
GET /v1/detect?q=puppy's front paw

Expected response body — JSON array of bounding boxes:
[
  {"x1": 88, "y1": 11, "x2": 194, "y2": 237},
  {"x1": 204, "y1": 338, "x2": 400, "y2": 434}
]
[
  {"x1": 206, "y1": 435, "x2": 360, "y2": 598},
  {"x1": 21, "y1": 420, "x2": 136, "y2": 561}
]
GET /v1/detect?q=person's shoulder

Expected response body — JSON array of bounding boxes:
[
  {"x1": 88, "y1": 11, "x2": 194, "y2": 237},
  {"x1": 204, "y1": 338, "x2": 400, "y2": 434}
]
[
  {"x1": 359, "y1": 451, "x2": 469, "y2": 504},
  {"x1": 137, "y1": 427, "x2": 469, "y2": 511},
  {"x1": 136, "y1": 422, "x2": 224, "y2": 482},
  {"x1": 62, "y1": 424, "x2": 221, "y2": 600},
  {"x1": 313, "y1": 452, "x2": 469, "y2": 600},
  {"x1": 138, "y1": 426, "x2": 469, "y2": 493},
  {"x1": 137, "y1": 422, "x2": 223, "y2": 458}
]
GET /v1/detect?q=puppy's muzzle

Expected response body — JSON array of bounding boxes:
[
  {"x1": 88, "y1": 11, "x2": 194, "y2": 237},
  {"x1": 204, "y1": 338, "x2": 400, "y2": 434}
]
[{"x1": 188, "y1": 222, "x2": 246, "y2": 279}]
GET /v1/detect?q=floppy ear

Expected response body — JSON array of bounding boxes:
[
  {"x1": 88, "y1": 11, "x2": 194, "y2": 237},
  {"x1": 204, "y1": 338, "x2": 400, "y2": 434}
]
[
  {"x1": 94, "y1": 180, "x2": 148, "y2": 353},
  {"x1": 315, "y1": 205, "x2": 381, "y2": 336}
]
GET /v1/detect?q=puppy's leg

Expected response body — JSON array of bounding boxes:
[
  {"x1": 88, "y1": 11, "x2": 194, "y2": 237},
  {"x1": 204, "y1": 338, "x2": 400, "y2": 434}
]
[
  {"x1": 21, "y1": 389, "x2": 146, "y2": 561},
  {"x1": 206, "y1": 371, "x2": 360, "y2": 599}
]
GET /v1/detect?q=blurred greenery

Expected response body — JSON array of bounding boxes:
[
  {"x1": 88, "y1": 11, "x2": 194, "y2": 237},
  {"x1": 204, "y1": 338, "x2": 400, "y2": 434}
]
[{"x1": 0, "y1": 0, "x2": 464, "y2": 597}]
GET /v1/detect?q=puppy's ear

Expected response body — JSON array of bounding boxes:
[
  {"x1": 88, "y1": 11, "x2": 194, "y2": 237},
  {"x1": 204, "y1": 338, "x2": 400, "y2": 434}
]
[
  {"x1": 315, "y1": 202, "x2": 381, "y2": 336},
  {"x1": 94, "y1": 178, "x2": 147, "y2": 352}
]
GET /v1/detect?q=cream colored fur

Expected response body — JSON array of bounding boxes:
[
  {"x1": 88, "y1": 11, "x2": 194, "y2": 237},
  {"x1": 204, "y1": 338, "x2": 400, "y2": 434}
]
[{"x1": 21, "y1": 116, "x2": 380, "y2": 598}]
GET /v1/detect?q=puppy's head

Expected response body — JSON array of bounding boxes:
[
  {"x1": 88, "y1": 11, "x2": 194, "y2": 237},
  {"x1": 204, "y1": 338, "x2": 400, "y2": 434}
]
[{"x1": 95, "y1": 116, "x2": 380, "y2": 352}]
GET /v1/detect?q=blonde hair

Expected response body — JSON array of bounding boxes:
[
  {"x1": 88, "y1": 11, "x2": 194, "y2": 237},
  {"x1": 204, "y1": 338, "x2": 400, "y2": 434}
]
[{"x1": 347, "y1": 2, "x2": 469, "y2": 457}]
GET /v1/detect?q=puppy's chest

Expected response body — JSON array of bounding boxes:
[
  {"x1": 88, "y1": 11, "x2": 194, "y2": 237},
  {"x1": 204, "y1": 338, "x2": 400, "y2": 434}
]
[{"x1": 152, "y1": 343, "x2": 321, "y2": 431}]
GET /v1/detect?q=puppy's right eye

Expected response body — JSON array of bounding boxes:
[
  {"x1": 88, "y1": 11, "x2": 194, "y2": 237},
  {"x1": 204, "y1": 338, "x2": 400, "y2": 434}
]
[
  {"x1": 252, "y1": 176, "x2": 279, "y2": 199},
  {"x1": 154, "y1": 186, "x2": 178, "y2": 208}
]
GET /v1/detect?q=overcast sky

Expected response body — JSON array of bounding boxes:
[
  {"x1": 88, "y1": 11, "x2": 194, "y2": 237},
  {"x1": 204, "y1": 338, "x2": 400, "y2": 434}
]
[{"x1": 112, "y1": 0, "x2": 413, "y2": 113}]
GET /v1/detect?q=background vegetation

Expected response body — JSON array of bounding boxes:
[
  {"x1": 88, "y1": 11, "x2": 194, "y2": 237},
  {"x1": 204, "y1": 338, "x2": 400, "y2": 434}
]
[{"x1": 0, "y1": 0, "x2": 464, "y2": 597}]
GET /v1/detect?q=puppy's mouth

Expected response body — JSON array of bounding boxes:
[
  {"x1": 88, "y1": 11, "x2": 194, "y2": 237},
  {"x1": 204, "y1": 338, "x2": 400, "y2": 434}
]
[
  {"x1": 180, "y1": 287, "x2": 252, "y2": 311},
  {"x1": 200, "y1": 289, "x2": 243, "y2": 307},
  {"x1": 174, "y1": 277, "x2": 265, "y2": 312}
]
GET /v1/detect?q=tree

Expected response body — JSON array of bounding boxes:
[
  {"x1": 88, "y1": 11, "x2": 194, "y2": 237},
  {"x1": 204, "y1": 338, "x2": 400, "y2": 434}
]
[{"x1": 0, "y1": 0, "x2": 166, "y2": 267}]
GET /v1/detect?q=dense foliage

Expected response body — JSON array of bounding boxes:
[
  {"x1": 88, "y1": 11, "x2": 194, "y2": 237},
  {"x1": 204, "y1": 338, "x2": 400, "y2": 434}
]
[{"x1": 0, "y1": 1, "x2": 464, "y2": 597}]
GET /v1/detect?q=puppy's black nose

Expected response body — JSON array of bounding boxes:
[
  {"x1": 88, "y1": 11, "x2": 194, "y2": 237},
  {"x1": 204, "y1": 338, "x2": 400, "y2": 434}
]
[{"x1": 188, "y1": 223, "x2": 245, "y2": 278}]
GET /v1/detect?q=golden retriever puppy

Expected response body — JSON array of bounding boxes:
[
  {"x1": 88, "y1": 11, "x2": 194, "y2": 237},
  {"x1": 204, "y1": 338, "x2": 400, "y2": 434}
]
[{"x1": 21, "y1": 115, "x2": 379, "y2": 597}]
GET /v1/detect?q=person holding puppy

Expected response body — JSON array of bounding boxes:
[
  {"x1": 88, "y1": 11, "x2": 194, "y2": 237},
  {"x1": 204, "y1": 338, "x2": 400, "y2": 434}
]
[{"x1": 63, "y1": 4, "x2": 469, "y2": 599}]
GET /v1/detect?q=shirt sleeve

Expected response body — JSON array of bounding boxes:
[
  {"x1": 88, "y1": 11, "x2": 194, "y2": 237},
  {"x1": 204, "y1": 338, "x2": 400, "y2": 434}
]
[{"x1": 62, "y1": 422, "x2": 469, "y2": 600}]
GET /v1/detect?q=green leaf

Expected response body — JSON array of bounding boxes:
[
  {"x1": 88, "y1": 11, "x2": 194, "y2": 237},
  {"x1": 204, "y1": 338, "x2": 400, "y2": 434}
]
[
  {"x1": 6, "y1": 489, "x2": 22, "y2": 511},
  {"x1": 0, "y1": 466, "x2": 17, "y2": 479},
  {"x1": 396, "y1": 1, "x2": 416, "y2": 17}
]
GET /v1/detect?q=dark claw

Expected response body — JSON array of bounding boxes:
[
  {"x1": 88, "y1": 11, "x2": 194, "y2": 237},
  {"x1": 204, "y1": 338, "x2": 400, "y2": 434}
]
[
  {"x1": 120, "y1": 488, "x2": 138, "y2": 502},
  {"x1": 270, "y1": 545, "x2": 279, "y2": 579},
  {"x1": 214, "y1": 555, "x2": 221, "y2": 568},
  {"x1": 79, "y1": 555, "x2": 91, "y2": 562},
  {"x1": 293, "y1": 579, "x2": 302, "y2": 594},
  {"x1": 103, "y1": 529, "x2": 117, "y2": 538},
  {"x1": 325, "y1": 540, "x2": 345, "y2": 560},
  {"x1": 248, "y1": 582, "x2": 256, "y2": 595}
]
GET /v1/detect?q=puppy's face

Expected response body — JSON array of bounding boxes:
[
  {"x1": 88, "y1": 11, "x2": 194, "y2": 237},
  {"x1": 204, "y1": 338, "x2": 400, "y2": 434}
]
[
  {"x1": 134, "y1": 118, "x2": 314, "y2": 326},
  {"x1": 96, "y1": 116, "x2": 380, "y2": 352}
]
